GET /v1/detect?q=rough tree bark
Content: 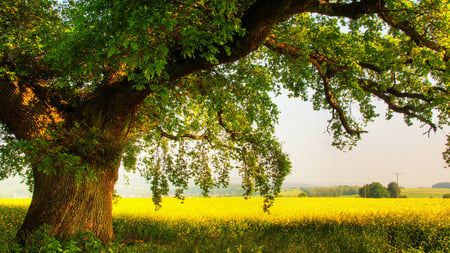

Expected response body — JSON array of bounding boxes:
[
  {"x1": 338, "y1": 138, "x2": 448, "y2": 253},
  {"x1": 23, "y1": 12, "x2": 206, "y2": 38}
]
[{"x1": 16, "y1": 160, "x2": 120, "y2": 244}]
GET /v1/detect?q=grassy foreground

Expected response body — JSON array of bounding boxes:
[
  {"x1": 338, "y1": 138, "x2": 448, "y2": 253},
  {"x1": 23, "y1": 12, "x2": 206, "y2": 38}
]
[{"x1": 0, "y1": 197, "x2": 449, "y2": 252}]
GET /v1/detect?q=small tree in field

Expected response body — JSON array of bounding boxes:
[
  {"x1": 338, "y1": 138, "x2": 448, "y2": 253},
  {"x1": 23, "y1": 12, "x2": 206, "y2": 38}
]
[
  {"x1": 387, "y1": 181, "x2": 400, "y2": 198},
  {"x1": 1, "y1": 0, "x2": 449, "y2": 244}
]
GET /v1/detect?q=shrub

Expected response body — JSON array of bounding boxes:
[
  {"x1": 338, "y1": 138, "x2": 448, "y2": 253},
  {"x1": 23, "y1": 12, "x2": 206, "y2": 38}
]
[{"x1": 297, "y1": 192, "x2": 308, "y2": 198}]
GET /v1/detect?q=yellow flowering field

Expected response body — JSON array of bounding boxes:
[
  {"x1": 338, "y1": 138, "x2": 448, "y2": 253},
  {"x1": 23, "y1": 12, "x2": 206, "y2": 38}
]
[
  {"x1": 111, "y1": 197, "x2": 449, "y2": 252},
  {"x1": 0, "y1": 197, "x2": 449, "y2": 252},
  {"x1": 113, "y1": 197, "x2": 450, "y2": 224}
]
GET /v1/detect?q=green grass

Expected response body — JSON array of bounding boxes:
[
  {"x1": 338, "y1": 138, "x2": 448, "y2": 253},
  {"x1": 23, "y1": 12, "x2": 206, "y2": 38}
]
[
  {"x1": 111, "y1": 217, "x2": 396, "y2": 253},
  {"x1": 402, "y1": 188, "x2": 450, "y2": 198}
]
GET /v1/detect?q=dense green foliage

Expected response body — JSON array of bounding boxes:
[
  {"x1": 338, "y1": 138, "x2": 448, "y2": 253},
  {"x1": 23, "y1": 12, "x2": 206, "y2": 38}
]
[
  {"x1": 359, "y1": 182, "x2": 390, "y2": 198},
  {"x1": 387, "y1": 181, "x2": 400, "y2": 198},
  {"x1": 432, "y1": 182, "x2": 450, "y2": 188}
]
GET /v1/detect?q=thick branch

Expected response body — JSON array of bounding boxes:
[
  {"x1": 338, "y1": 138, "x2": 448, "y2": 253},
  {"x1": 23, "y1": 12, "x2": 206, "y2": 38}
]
[
  {"x1": 166, "y1": 0, "x2": 315, "y2": 79},
  {"x1": 165, "y1": 0, "x2": 395, "y2": 80},
  {"x1": 385, "y1": 87, "x2": 432, "y2": 103},
  {"x1": 358, "y1": 62, "x2": 384, "y2": 73},
  {"x1": 0, "y1": 72, "x2": 64, "y2": 139},
  {"x1": 379, "y1": 13, "x2": 441, "y2": 51}
]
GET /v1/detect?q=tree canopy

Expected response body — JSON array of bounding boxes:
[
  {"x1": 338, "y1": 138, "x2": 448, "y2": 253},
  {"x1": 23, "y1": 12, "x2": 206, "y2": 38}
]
[
  {"x1": 387, "y1": 181, "x2": 400, "y2": 198},
  {"x1": 1, "y1": 0, "x2": 449, "y2": 243},
  {"x1": 359, "y1": 182, "x2": 390, "y2": 198}
]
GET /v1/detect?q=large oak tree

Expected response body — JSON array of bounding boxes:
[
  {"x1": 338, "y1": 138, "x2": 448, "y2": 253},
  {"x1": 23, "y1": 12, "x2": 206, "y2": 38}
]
[{"x1": 1, "y1": 0, "x2": 449, "y2": 244}]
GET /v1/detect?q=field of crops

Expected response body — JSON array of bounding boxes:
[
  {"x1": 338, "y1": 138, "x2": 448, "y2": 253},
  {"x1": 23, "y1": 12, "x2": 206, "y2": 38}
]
[
  {"x1": 402, "y1": 188, "x2": 450, "y2": 198},
  {"x1": 0, "y1": 197, "x2": 449, "y2": 252}
]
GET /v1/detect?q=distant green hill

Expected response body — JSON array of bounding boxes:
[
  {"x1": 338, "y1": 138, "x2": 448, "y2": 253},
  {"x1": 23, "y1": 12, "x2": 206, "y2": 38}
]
[{"x1": 432, "y1": 182, "x2": 450, "y2": 189}]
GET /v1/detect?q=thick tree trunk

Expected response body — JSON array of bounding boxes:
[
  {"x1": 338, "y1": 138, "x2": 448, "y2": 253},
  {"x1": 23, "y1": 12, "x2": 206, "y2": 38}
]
[
  {"x1": 4, "y1": 73, "x2": 144, "y2": 245},
  {"x1": 16, "y1": 160, "x2": 120, "y2": 244}
]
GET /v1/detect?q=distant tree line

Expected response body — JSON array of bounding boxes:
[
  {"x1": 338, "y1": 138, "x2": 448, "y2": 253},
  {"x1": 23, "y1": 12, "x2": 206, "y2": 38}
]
[
  {"x1": 432, "y1": 182, "x2": 450, "y2": 189},
  {"x1": 174, "y1": 185, "x2": 361, "y2": 197},
  {"x1": 359, "y1": 182, "x2": 405, "y2": 198},
  {"x1": 165, "y1": 183, "x2": 450, "y2": 198},
  {"x1": 180, "y1": 185, "x2": 247, "y2": 197},
  {"x1": 300, "y1": 186, "x2": 359, "y2": 197}
]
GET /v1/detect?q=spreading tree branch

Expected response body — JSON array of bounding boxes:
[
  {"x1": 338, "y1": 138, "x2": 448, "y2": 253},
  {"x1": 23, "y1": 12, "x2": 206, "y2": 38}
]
[
  {"x1": 310, "y1": 57, "x2": 368, "y2": 137},
  {"x1": 165, "y1": 0, "x2": 391, "y2": 80},
  {"x1": 378, "y1": 12, "x2": 442, "y2": 52},
  {"x1": 265, "y1": 35, "x2": 446, "y2": 136},
  {"x1": 358, "y1": 78, "x2": 438, "y2": 131},
  {"x1": 265, "y1": 37, "x2": 367, "y2": 136}
]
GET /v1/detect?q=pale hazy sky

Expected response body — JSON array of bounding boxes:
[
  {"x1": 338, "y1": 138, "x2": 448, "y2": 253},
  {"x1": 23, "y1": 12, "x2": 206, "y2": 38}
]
[{"x1": 273, "y1": 94, "x2": 449, "y2": 187}]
